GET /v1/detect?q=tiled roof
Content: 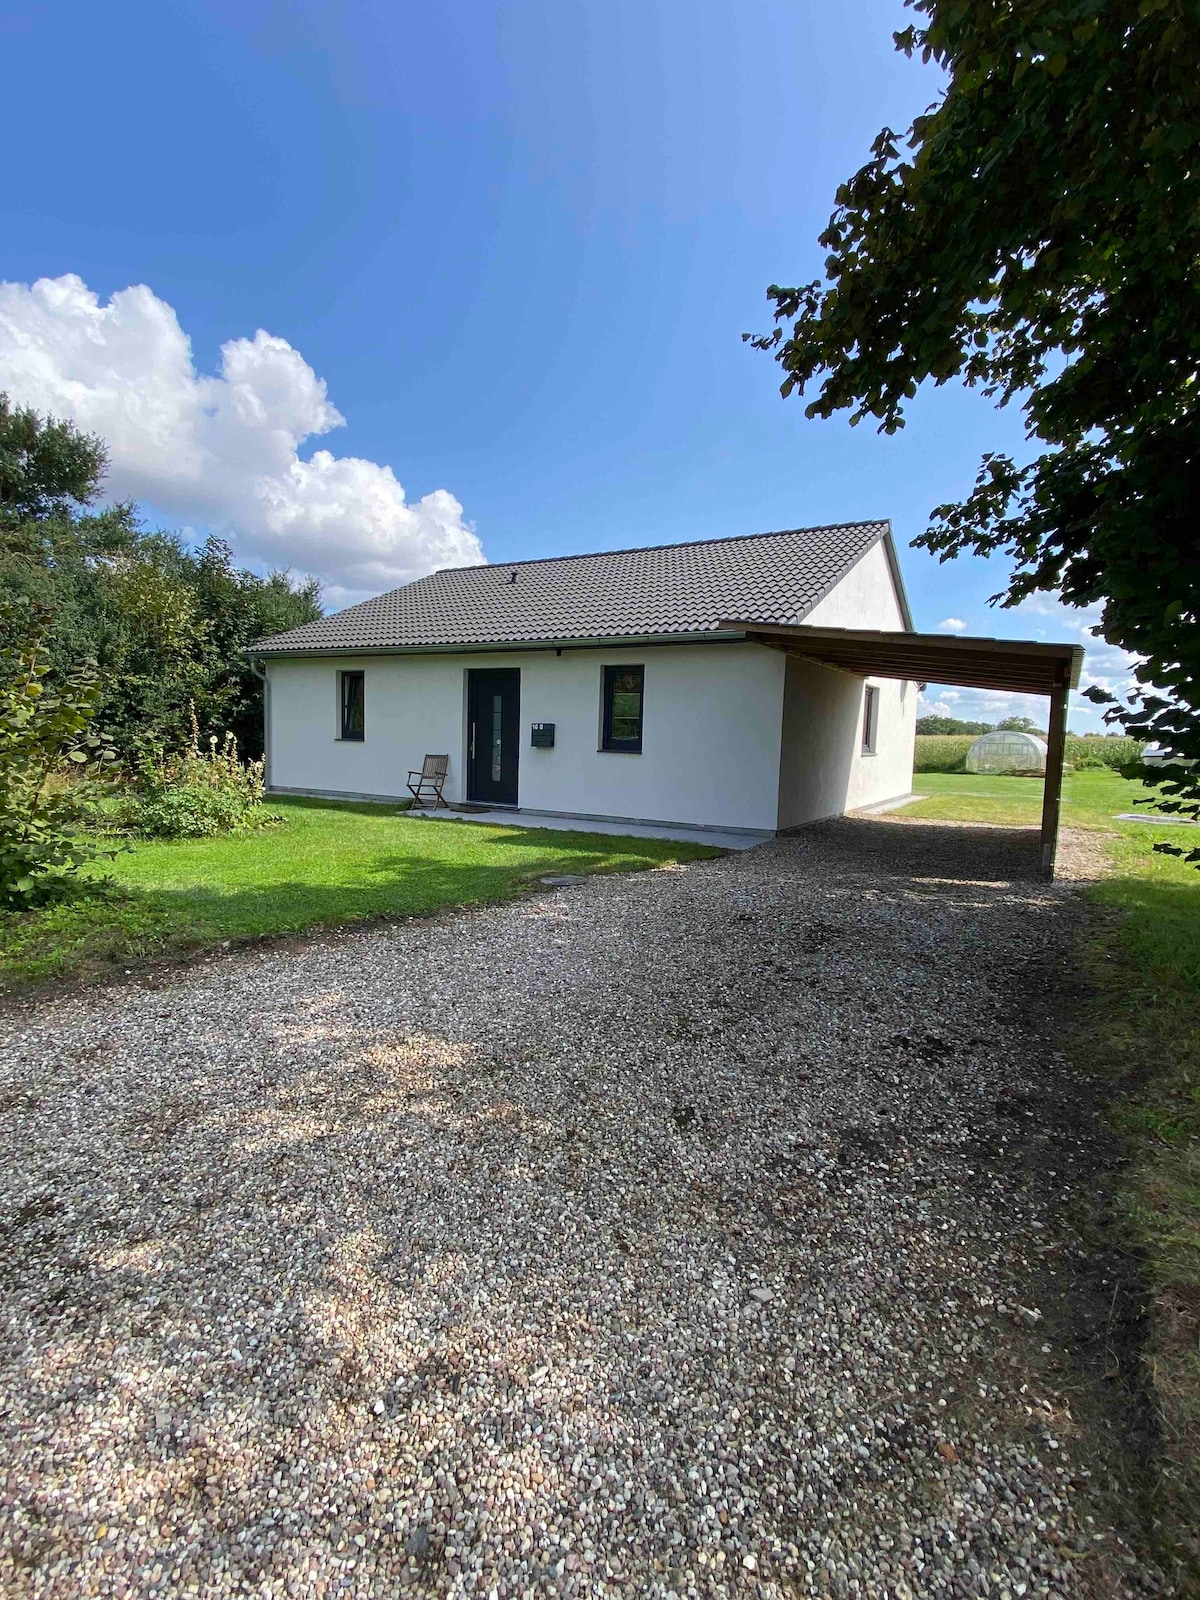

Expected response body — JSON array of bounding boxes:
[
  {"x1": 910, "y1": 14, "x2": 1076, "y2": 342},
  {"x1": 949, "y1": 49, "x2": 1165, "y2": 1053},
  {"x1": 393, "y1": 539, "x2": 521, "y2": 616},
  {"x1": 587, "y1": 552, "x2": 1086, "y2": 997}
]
[{"x1": 252, "y1": 521, "x2": 892, "y2": 654}]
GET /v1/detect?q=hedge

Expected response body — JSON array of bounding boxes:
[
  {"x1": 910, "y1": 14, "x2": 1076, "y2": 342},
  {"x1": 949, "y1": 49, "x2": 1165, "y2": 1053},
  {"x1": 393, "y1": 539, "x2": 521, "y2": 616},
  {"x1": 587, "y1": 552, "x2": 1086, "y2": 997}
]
[
  {"x1": 914, "y1": 735, "x2": 975, "y2": 772},
  {"x1": 914, "y1": 733, "x2": 1146, "y2": 774},
  {"x1": 1065, "y1": 735, "x2": 1145, "y2": 769}
]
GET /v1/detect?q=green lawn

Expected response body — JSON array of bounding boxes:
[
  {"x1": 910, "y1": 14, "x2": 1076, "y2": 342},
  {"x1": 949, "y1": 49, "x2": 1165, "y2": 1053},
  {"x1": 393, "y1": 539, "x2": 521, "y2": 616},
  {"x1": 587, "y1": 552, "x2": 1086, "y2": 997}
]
[
  {"x1": 0, "y1": 798, "x2": 719, "y2": 992},
  {"x1": 908, "y1": 768, "x2": 1200, "y2": 1569},
  {"x1": 907, "y1": 765, "x2": 1187, "y2": 836}
]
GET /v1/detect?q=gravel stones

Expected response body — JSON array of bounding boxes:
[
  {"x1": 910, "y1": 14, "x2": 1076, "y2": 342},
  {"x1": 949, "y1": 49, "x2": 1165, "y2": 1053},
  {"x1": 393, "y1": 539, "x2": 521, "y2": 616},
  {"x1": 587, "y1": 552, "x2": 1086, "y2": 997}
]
[{"x1": 0, "y1": 819, "x2": 1164, "y2": 1597}]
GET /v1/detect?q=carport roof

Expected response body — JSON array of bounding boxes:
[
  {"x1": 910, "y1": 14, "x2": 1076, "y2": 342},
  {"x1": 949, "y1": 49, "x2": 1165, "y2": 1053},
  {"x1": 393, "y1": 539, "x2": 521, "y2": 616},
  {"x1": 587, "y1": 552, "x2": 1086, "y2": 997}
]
[
  {"x1": 720, "y1": 621, "x2": 1085, "y2": 695},
  {"x1": 725, "y1": 619, "x2": 1085, "y2": 884}
]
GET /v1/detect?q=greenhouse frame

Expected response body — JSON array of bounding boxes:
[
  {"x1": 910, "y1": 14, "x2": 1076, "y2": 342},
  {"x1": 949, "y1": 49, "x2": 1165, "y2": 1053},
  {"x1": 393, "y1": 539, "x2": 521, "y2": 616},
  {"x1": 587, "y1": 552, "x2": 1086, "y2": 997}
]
[{"x1": 965, "y1": 730, "x2": 1049, "y2": 775}]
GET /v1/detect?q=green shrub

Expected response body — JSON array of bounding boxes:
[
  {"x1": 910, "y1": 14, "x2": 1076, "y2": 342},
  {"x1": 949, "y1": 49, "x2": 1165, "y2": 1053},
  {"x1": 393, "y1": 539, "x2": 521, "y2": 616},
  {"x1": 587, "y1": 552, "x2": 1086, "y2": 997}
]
[
  {"x1": 0, "y1": 597, "x2": 116, "y2": 907},
  {"x1": 118, "y1": 715, "x2": 281, "y2": 840},
  {"x1": 914, "y1": 734, "x2": 975, "y2": 773}
]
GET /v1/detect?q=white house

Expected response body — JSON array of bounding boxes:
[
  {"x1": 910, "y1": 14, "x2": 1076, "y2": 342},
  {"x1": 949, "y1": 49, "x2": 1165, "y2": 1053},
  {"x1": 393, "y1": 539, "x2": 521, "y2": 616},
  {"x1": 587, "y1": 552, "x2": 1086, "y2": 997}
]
[{"x1": 252, "y1": 521, "x2": 918, "y2": 837}]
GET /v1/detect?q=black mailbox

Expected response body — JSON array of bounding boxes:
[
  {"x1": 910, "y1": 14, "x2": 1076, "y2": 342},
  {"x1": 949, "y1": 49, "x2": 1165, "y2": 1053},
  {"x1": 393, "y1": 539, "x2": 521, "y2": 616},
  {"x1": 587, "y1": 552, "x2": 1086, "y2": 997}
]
[{"x1": 531, "y1": 722, "x2": 555, "y2": 748}]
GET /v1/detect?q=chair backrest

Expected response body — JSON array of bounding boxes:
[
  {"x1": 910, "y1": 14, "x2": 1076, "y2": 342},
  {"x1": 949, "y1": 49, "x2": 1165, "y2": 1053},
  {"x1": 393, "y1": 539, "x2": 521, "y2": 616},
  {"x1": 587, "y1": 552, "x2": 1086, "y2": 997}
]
[{"x1": 422, "y1": 754, "x2": 449, "y2": 779}]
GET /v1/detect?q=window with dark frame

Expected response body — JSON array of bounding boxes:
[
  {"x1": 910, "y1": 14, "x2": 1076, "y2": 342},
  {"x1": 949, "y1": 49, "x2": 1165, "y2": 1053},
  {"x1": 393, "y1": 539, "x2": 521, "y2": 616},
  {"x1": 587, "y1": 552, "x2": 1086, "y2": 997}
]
[
  {"x1": 340, "y1": 670, "x2": 365, "y2": 741},
  {"x1": 861, "y1": 684, "x2": 879, "y2": 754},
  {"x1": 601, "y1": 664, "x2": 644, "y2": 753}
]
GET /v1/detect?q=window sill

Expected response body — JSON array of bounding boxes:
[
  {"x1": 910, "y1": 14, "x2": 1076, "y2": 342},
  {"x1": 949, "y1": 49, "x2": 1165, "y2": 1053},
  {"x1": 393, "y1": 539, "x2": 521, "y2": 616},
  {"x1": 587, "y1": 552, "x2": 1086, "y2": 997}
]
[{"x1": 599, "y1": 746, "x2": 642, "y2": 755}]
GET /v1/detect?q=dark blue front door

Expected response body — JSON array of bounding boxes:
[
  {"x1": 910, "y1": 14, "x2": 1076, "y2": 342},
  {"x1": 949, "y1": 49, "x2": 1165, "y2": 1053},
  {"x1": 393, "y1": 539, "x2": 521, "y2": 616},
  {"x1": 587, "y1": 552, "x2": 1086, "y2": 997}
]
[{"x1": 467, "y1": 669, "x2": 520, "y2": 806}]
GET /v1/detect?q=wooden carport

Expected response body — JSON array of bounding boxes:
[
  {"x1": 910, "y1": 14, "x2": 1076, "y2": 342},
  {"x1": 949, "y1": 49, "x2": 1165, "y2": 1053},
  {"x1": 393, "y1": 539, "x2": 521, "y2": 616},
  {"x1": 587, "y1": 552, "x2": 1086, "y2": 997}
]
[{"x1": 721, "y1": 621, "x2": 1086, "y2": 879}]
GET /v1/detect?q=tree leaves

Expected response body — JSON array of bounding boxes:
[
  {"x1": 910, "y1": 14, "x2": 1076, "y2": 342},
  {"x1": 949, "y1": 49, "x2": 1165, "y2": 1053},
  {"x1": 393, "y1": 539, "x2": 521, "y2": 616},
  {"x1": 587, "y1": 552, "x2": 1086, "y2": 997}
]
[
  {"x1": 0, "y1": 396, "x2": 323, "y2": 763},
  {"x1": 0, "y1": 596, "x2": 115, "y2": 907},
  {"x1": 752, "y1": 0, "x2": 1200, "y2": 847}
]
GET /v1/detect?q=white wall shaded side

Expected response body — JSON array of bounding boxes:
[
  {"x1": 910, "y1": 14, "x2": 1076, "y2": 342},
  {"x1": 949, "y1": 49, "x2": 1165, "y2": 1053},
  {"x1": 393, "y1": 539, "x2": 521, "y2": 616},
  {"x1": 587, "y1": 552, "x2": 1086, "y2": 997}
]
[{"x1": 777, "y1": 659, "x2": 915, "y2": 829}]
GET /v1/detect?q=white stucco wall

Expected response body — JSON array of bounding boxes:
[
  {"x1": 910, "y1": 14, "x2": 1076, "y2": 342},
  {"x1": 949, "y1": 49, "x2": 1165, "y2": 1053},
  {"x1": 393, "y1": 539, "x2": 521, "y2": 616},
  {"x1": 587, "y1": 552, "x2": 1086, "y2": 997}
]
[
  {"x1": 804, "y1": 536, "x2": 908, "y2": 630},
  {"x1": 776, "y1": 660, "x2": 916, "y2": 829},
  {"x1": 775, "y1": 533, "x2": 916, "y2": 827},
  {"x1": 265, "y1": 533, "x2": 916, "y2": 836},
  {"x1": 266, "y1": 641, "x2": 788, "y2": 832}
]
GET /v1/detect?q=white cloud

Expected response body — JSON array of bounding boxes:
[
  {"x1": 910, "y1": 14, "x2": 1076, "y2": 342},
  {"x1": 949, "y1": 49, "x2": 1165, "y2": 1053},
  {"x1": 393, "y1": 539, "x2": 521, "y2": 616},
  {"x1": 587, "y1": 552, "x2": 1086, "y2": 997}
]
[
  {"x1": 0, "y1": 274, "x2": 485, "y2": 604},
  {"x1": 937, "y1": 616, "x2": 966, "y2": 633},
  {"x1": 917, "y1": 592, "x2": 1146, "y2": 732}
]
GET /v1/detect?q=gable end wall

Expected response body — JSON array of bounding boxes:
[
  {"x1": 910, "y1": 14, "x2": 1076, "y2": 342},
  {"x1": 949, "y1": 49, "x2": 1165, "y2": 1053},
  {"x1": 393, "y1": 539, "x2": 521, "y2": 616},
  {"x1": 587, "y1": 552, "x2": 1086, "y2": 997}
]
[{"x1": 777, "y1": 537, "x2": 917, "y2": 827}]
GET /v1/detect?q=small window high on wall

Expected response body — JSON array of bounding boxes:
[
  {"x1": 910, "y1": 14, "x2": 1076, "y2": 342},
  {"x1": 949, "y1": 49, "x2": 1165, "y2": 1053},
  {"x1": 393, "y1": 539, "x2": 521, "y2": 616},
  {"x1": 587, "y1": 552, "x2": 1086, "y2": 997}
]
[
  {"x1": 861, "y1": 685, "x2": 879, "y2": 754},
  {"x1": 340, "y1": 670, "x2": 365, "y2": 741}
]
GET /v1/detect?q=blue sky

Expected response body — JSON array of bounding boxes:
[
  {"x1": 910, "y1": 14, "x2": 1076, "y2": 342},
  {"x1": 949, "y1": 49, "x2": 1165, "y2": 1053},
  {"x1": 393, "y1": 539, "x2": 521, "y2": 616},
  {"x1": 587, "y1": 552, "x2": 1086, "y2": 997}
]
[{"x1": 0, "y1": 0, "x2": 1126, "y2": 727}]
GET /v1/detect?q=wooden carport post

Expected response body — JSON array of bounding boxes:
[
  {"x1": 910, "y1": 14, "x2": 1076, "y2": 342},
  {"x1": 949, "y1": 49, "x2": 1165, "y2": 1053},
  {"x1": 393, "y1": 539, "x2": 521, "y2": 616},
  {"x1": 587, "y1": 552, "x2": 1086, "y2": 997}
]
[{"x1": 1039, "y1": 670, "x2": 1070, "y2": 880}]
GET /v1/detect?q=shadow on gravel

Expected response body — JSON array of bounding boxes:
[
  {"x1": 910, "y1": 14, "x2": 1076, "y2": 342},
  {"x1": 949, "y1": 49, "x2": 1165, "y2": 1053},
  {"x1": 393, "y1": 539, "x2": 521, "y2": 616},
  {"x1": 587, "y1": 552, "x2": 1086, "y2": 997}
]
[
  {"x1": 0, "y1": 813, "x2": 1171, "y2": 1596},
  {"x1": 793, "y1": 815, "x2": 1047, "y2": 884}
]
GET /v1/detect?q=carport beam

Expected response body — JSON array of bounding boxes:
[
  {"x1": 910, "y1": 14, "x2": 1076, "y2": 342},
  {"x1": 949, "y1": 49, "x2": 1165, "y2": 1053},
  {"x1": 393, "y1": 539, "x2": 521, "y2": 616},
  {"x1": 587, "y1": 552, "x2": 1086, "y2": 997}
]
[{"x1": 1039, "y1": 675, "x2": 1070, "y2": 880}]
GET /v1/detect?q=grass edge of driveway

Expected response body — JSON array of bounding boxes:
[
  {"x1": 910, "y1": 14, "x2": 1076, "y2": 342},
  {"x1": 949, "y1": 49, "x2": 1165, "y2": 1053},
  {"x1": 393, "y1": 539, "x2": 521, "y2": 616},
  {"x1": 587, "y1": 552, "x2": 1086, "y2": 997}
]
[
  {"x1": 909, "y1": 772, "x2": 1200, "y2": 1582},
  {"x1": 0, "y1": 798, "x2": 721, "y2": 997}
]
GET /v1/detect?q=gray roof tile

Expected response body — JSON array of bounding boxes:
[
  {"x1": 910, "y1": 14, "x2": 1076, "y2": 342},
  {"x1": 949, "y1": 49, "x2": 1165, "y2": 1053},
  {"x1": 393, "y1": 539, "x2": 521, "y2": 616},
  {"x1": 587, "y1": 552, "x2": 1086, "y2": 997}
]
[{"x1": 252, "y1": 521, "x2": 890, "y2": 653}]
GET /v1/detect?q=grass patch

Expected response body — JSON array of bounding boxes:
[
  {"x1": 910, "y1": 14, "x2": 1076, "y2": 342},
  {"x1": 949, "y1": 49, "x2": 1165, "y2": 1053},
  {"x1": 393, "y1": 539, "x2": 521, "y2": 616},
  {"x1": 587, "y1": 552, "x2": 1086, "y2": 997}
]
[
  {"x1": 1089, "y1": 864, "x2": 1200, "y2": 1576},
  {"x1": 0, "y1": 884, "x2": 199, "y2": 991},
  {"x1": 906, "y1": 769, "x2": 1200, "y2": 1575},
  {"x1": 0, "y1": 797, "x2": 719, "y2": 993},
  {"x1": 905, "y1": 766, "x2": 1186, "y2": 836}
]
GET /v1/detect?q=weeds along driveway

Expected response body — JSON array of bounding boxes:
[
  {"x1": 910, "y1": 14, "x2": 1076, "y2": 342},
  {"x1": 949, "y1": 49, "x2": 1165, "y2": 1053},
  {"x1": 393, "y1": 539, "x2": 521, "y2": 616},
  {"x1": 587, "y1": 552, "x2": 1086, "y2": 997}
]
[{"x1": 0, "y1": 821, "x2": 1165, "y2": 1599}]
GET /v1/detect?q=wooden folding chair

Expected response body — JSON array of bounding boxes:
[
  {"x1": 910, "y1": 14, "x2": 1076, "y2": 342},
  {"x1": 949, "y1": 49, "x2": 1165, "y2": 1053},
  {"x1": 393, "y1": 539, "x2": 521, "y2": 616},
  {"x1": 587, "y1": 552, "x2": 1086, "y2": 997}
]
[{"x1": 406, "y1": 754, "x2": 450, "y2": 809}]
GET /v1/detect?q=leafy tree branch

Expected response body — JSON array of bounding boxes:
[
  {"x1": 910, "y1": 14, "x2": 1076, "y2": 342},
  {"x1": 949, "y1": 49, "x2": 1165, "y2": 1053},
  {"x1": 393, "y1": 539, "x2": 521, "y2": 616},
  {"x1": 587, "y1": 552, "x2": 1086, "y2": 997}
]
[{"x1": 748, "y1": 0, "x2": 1200, "y2": 853}]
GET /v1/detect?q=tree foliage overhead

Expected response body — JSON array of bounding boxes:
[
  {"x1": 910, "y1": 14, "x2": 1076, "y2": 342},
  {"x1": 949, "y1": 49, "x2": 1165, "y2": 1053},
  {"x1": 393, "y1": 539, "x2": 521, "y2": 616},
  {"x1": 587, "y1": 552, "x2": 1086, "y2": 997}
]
[
  {"x1": 748, "y1": 0, "x2": 1200, "y2": 847},
  {"x1": 0, "y1": 396, "x2": 321, "y2": 760}
]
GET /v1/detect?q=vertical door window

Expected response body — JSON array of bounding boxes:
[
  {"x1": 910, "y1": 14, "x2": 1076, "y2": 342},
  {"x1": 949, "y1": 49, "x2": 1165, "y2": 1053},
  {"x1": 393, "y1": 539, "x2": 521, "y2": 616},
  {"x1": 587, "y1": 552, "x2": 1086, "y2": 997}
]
[
  {"x1": 340, "y1": 670, "x2": 365, "y2": 740},
  {"x1": 491, "y1": 693, "x2": 503, "y2": 781}
]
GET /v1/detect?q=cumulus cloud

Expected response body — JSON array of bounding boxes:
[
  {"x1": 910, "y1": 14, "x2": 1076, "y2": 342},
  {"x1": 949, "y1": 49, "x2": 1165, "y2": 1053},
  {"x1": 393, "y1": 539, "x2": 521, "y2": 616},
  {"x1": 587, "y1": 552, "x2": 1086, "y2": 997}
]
[
  {"x1": 937, "y1": 617, "x2": 966, "y2": 633},
  {"x1": 0, "y1": 274, "x2": 484, "y2": 605}
]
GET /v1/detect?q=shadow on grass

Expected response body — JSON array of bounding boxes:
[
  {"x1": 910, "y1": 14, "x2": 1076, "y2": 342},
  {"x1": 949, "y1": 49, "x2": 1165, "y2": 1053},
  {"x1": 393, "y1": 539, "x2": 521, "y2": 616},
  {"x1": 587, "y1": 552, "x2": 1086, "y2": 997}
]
[
  {"x1": 1082, "y1": 870, "x2": 1200, "y2": 1577},
  {"x1": 461, "y1": 824, "x2": 723, "y2": 862},
  {"x1": 141, "y1": 855, "x2": 567, "y2": 936},
  {"x1": 273, "y1": 794, "x2": 413, "y2": 819}
]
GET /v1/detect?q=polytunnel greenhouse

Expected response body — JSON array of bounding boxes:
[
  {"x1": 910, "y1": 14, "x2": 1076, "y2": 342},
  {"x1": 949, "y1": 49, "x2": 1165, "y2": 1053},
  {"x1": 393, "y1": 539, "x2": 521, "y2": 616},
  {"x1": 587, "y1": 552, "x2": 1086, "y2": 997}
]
[{"x1": 965, "y1": 730, "x2": 1048, "y2": 775}]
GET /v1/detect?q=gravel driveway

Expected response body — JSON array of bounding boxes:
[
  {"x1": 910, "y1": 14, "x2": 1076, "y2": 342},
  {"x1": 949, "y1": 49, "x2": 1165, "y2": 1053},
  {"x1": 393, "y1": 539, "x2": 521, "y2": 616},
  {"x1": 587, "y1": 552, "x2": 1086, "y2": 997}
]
[{"x1": 0, "y1": 820, "x2": 1163, "y2": 1599}]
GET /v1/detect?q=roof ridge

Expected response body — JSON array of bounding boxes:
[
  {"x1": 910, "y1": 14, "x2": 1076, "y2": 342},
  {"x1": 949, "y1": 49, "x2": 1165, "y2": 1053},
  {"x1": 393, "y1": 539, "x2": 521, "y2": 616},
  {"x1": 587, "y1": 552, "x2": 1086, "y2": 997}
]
[{"x1": 422, "y1": 519, "x2": 890, "y2": 582}]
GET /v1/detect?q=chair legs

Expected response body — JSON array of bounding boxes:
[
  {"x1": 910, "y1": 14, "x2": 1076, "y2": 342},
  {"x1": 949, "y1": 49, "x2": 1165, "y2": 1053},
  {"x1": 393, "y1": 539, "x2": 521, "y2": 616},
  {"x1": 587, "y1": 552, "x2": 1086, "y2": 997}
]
[{"x1": 406, "y1": 781, "x2": 449, "y2": 810}]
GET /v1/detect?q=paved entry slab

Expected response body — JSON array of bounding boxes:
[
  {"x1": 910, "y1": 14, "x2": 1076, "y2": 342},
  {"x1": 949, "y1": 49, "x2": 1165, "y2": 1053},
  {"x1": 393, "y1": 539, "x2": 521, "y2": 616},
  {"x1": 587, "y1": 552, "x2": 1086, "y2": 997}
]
[{"x1": 412, "y1": 806, "x2": 767, "y2": 850}]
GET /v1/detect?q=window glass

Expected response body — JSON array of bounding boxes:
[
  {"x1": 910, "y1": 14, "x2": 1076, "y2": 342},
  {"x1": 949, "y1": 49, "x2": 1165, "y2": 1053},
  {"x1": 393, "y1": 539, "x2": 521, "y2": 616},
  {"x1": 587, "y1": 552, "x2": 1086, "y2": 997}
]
[
  {"x1": 602, "y1": 665, "x2": 644, "y2": 752},
  {"x1": 340, "y1": 671, "x2": 365, "y2": 741},
  {"x1": 861, "y1": 685, "x2": 879, "y2": 754},
  {"x1": 491, "y1": 693, "x2": 503, "y2": 781}
]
